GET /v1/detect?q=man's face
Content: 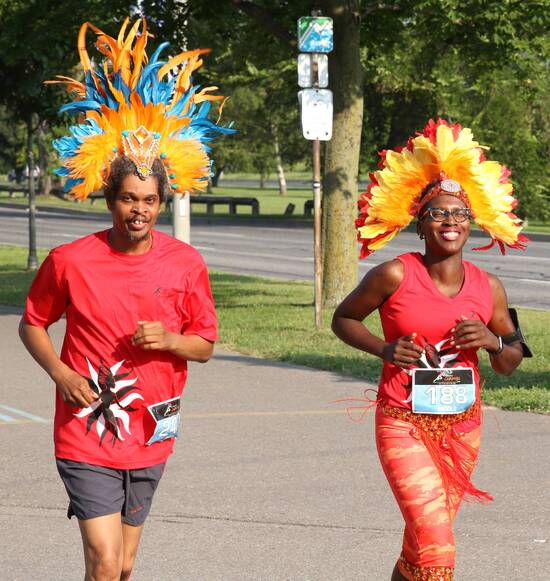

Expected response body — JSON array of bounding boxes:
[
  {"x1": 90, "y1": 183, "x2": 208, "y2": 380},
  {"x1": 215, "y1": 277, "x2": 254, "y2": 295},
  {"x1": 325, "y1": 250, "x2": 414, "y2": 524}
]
[{"x1": 107, "y1": 173, "x2": 161, "y2": 247}]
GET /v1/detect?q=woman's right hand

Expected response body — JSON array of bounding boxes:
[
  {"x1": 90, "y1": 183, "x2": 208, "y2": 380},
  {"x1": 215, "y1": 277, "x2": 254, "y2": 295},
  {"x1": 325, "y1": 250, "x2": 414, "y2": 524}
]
[{"x1": 382, "y1": 333, "x2": 424, "y2": 368}]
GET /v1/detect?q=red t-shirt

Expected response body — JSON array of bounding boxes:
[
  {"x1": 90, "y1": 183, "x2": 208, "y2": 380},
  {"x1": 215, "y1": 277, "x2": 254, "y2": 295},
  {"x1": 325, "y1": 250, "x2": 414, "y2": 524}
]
[
  {"x1": 24, "y1": 229, "x2": 218, "y2": 469},
  {"x1": 378, "y1": 252, "x2": 493, "y2": 409}
]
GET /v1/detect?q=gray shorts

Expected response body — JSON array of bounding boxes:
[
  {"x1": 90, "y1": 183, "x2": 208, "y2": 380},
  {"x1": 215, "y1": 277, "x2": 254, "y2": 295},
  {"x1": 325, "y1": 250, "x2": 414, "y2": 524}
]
[{"x1": 56, "y1": 459, "x2": 166, "y2": 526}]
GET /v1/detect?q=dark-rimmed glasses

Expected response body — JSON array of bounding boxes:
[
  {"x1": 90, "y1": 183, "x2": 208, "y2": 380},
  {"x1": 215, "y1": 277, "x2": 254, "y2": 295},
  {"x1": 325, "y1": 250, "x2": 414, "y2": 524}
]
[{"x1": 420, "y1": 207, "x2": 472, "y2": 223}]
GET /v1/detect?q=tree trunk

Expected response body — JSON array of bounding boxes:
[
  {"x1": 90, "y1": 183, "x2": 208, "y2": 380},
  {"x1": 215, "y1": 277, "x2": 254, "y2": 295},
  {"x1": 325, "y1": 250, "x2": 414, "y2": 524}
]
[
  {"x1": 319, "y1": 0, "x2": 363, "y2": 306},
  {"x1": 26, "y1": 113, "x2": 38, "y2": 271},
  {"x1": 37, "y1": 117, "x2": 51, "y2": 196},
  {"x1": 259, "y1": 173, "x2": 266, "y2": 188},
  {"x1": 271, "y1": 123, "x2": 287, "y2": 196},
  {"x1": 211, "y1": 165, "x2": 225, "y2": 187}
]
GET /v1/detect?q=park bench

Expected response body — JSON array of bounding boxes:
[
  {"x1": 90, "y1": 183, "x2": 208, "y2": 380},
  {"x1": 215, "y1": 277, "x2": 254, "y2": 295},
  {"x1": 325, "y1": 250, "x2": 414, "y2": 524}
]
[
  {"x1": 166, "y1": 195, "x2": 259, "y2": 215},
  {"x1": 87, "y1": 190, "x2": 104, "y2": 205},
  {"x1": 0, "y1": 184, "x2": 28, "y2": 197},
  {"x1": 304, "y1": 199, "x2": 318, "y2": 218},
  {"x1": 85, "y1": 191, "x2": 260, "y2": 215},
  {"x1": 194, "y1": 195, "x2": 259, "y2": 215}
]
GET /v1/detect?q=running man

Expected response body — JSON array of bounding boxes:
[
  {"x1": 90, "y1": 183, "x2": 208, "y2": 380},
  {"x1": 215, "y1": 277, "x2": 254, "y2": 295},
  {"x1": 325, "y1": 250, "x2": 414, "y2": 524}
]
[{"x1": 19, "y1": 18, "x2": 233, "y2": 580}]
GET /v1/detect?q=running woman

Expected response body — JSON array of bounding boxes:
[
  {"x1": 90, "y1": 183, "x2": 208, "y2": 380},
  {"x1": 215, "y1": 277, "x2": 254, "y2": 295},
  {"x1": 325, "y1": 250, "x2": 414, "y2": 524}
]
[{"x1": 332, "y1": 119, "x2": 529, "y2": 581}]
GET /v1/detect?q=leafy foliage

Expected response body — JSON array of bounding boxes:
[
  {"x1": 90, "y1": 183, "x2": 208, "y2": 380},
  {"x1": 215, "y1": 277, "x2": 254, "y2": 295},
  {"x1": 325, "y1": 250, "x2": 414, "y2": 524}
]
[{"x1": 0, "y1": 0, "x2": 548, "y2": 218}]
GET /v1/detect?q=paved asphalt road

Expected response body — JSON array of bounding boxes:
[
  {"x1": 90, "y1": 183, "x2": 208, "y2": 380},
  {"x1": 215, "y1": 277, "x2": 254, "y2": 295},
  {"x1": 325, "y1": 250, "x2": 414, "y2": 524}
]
[
  {"x1": 1, "y1": 309, "x2": 550, "y2": 580},
  {"x1": 2, "y1": 204, "x2": 549, "y2": 310}
]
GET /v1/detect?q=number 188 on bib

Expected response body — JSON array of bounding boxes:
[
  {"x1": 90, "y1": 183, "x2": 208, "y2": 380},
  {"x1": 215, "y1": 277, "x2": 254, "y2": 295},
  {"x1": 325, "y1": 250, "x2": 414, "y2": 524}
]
[{"x1": 412, "y1": 368, "x2": 475, "y2": 414}]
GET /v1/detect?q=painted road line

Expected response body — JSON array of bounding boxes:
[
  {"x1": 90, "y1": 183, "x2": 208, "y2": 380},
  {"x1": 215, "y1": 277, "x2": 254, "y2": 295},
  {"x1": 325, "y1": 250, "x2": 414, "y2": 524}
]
[
  {"x1": 0, "y1": 405, "x2": 49, "y2": 423},
  {"x1": 193, "y1": 231, "x2": 247, "y2": 239},
  {"x1": 518, "y1": 278, "x2": 550, "y2": 284},
  {"x1": 0, "y1": 413, "x2": 17, "y2": 422},
  {"x1": 183, "y1": 409, "x2": 356, "y2": 419}
]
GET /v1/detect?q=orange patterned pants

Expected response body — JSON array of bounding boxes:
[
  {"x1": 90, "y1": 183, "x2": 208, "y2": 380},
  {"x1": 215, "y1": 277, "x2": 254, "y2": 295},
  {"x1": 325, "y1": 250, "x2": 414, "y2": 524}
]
[{"x1": 376, "y1": 406, "x2": 484, "y2": 581}]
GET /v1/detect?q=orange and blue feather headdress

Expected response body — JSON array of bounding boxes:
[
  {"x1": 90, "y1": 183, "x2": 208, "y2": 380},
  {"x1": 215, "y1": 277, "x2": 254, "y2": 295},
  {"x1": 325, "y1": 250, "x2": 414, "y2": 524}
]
[
  {"x1": 356, "y1": 119, "x2": 528, "y2": 257},
  {"x1": 49, "y1": 18, "x2": 234, "y2": 199}
]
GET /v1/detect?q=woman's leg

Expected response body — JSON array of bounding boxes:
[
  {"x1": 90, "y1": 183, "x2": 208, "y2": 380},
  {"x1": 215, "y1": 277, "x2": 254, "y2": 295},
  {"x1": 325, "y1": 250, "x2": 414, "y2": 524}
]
[{"x1": 375, "y1": 408, "x2": 481, "y2": 580}]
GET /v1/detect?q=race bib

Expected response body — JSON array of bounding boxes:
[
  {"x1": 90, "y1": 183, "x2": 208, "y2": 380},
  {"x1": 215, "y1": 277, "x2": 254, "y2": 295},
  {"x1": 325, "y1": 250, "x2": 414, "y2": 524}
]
[
  {"x1": 412, "y1": 368, "x2": 475, "y2": 414},
  {"x1": 146, "y1": 397, "x2": 181, "y2": 445}
]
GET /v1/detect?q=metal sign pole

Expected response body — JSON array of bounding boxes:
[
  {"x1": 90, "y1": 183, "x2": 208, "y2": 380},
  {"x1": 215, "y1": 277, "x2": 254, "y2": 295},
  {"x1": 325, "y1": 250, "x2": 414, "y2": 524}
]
[
  {"x1": 312, "y1": 139, "x2": 322, "y2": 329},
  {"x1": 297, "y1": 13, "x2": 333, "y2": 329},
  {"x1": 311, "y1": 52, "x2": 323, "y2": 329}
]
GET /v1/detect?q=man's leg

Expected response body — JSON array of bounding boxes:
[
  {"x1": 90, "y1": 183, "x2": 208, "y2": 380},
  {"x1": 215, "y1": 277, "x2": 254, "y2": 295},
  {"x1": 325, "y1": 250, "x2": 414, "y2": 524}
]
[
  {"x1": 120, "y1": 523, "x2": 144, "y2": 581},
  {"x1": 118, "y1": 461, "x2": 166, "y2": 580},
  {"x1": 78, "y1": 513, "x2": 124, "y2": 581}
]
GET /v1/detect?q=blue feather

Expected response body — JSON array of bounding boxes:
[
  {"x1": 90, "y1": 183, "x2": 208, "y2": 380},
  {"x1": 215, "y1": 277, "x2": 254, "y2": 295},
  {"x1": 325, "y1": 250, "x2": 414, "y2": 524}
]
[
  {"x1": 64, "y1": 178, "x2": 84, "y2": 193},
  {"x1": 60, "y1": 100, "x2": 101, "y2": 115}
]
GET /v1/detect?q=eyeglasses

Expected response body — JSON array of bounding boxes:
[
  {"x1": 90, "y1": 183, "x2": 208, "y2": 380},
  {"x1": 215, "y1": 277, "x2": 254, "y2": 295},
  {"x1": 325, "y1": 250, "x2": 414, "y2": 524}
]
[{"x1": 420, "y1": 207, "x2": 472, "y2": 223}]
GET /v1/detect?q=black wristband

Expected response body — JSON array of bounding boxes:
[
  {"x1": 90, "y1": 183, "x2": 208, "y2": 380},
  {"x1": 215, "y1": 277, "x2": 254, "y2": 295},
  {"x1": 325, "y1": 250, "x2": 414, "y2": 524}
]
[{"x1": 486, "y1": 335, "x2": 504, "y2": 356}]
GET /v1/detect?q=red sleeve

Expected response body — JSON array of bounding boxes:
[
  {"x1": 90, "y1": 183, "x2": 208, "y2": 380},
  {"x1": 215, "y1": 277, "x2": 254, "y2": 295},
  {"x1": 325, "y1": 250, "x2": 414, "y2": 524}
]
[
  {"x1": 180, "y1": 262, "x2": 218, "y2": 342},
  {"x1": 24, "y1": 249, "x2": 69, "y2": 328}
]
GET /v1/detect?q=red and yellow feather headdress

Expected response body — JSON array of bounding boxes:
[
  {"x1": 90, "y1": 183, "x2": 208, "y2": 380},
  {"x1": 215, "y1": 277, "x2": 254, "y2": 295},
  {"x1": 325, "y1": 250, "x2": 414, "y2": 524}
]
[{"x1": 356, "y1": 119, "x2": 528, "y2": 258}]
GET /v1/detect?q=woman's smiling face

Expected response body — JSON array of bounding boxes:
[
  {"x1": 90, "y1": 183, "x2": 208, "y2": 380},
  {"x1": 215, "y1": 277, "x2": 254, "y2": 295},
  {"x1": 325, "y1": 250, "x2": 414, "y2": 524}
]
[{"x1": 417, "y1": 194, "x2": 471, "y2": 256}]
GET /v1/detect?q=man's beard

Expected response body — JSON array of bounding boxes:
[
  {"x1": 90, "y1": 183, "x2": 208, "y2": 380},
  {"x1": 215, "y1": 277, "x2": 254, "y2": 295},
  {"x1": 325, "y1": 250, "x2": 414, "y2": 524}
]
[{"x1": 125, "y1": 230, "x2": 151, "y2": 243}]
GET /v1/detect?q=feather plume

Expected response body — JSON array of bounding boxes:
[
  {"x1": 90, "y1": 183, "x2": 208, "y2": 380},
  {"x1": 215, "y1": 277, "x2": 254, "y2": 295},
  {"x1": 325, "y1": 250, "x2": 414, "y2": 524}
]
[
  {"x1": 50, "y1": 18, "x2": 235, "y2": 199},
  {"x1": 356, "y1": 119, "x2": 526, "y2": 256}
]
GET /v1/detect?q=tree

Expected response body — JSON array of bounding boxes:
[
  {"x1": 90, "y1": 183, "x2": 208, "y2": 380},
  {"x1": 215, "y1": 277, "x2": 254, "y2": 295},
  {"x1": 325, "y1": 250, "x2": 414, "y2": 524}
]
[
  {"x1": 359, "y1": 0, "x2": 550, "y2": 221},
  {"x1": 318, "y1": 0, "x2": 363, "y2": 305},
  {"x1": 184, "y1": 0, "x2": 366, "y2": 305},
  {"x1": 0, "y1": 0, "x2": 130, "y2": 268},
  {"x1": 155, "y1": 0, "x2": 550, "y2": 304}
]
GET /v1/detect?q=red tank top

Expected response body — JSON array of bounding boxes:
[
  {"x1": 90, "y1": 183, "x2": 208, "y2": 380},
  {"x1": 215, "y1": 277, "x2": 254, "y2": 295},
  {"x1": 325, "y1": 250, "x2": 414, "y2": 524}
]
[{"x1": 378, "y1": 252, "x2": 493, "y2": 409}]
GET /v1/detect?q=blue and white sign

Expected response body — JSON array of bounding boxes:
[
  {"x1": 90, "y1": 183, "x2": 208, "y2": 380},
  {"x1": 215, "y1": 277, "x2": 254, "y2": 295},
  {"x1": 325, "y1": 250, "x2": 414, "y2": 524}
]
[
  {"x1": 298, "y1": 17, "x2": 333, "y2": 53},
  {"x1": 412, "y1": 368, "x2": 475, "y2": 414}
]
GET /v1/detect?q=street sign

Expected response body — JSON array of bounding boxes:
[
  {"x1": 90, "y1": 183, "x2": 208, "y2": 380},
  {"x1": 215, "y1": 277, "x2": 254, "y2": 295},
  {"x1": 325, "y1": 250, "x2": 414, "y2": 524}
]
[
  {"x1": 298, "y1": 88, "x2": 333, "y2": 141},
  {"x1": 297, "y1": 53, "x2": 328, "y2": 88},
  {"x1": 298, "y1": 17, "x2": 333, "y2": 53}
]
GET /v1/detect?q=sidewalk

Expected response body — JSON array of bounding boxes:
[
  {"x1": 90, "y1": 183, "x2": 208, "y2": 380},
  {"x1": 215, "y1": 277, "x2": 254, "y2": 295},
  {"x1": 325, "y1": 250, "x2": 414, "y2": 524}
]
[{"x1": 1, "y1": 310, "x2": 549, "y2": 580}]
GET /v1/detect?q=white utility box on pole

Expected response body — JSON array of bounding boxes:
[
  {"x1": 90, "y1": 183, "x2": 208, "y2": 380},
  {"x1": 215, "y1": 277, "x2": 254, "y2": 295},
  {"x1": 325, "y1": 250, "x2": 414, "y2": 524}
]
[{"x1": 297, "y1": 14, "x2": 333, "y2": 330}]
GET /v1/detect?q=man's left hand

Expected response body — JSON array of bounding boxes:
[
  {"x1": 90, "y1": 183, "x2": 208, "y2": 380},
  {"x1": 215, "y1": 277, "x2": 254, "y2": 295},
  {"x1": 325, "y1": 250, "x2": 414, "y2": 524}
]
[{"x1": 132, "y1": 321, "x2": 175, "y2": 351}]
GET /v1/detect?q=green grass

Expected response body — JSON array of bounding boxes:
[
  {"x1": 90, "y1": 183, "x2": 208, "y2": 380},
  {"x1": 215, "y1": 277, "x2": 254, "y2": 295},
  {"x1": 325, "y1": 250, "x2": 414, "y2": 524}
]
[
  {"x1": 523, "y1": 220, "x2": 550, "y2": 234},
  {"x1": 218, "y1": 169, "x2": 313, "y2": 182},
  {"x1": 0, "y1": 247, "x2": 49, "y2": 305},
  {"x1": 208, "y1": 185, "x2": 311, "y2": 216},
  {"x1": 3, "y1": 245, "x2": 548, "y2": 413},
  {"x1": 0, "y1": 190, "x2": 111, "y2": 213}
]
